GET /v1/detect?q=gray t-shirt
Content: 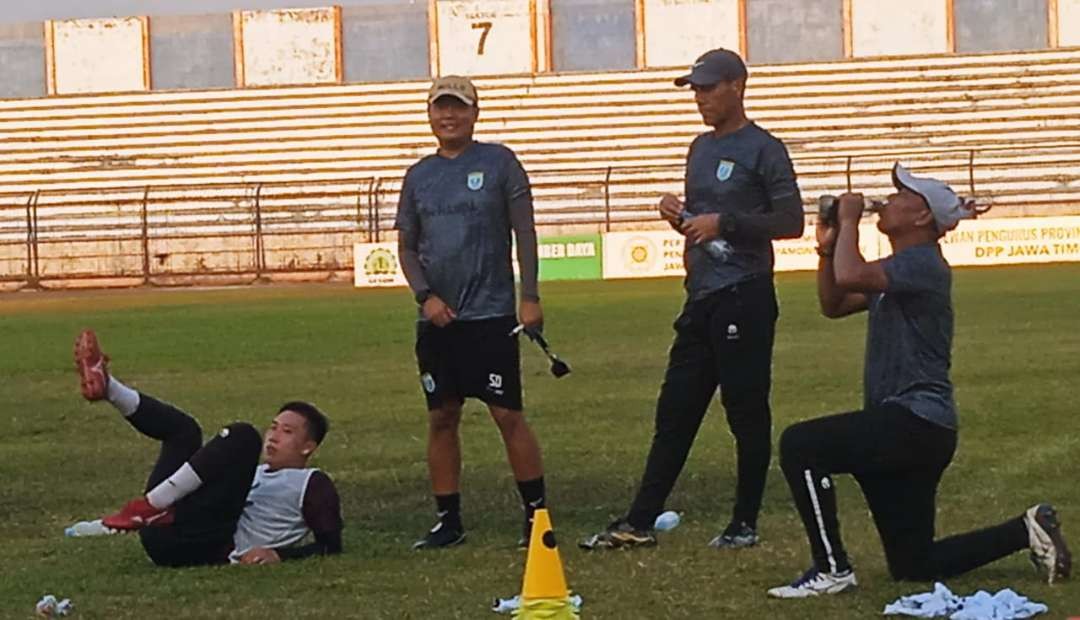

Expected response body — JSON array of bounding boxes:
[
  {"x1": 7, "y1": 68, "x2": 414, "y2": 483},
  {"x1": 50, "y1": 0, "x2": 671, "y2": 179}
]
[
  {"x1": 683, "y1": 122, "x2": 804, "y2": 299},
  {"x1": 864, "y1": 243, "x2": 957, "y2": 429},
  {"x1": 394, "y1": 141, "x2": 534, "y2": 321}
]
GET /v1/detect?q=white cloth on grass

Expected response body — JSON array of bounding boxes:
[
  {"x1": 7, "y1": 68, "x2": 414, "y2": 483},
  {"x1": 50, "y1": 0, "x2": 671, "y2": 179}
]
[
  {"x1": 883, "y1": 582, "x2": 1048, "y2": 619},
  {"x1": 491, "y1": 594, "x2": 583, "y2": 614}
]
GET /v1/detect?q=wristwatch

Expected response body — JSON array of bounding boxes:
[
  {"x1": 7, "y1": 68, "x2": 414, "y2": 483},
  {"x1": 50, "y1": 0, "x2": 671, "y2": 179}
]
[{"x1": 414, "y1": 289, "x2": 431, "y2": 305}]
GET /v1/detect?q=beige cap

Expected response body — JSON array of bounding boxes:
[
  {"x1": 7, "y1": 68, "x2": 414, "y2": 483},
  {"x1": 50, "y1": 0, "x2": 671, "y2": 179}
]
[{"x1": 427, "y1": 75, "x2": 478, "y2": 106}]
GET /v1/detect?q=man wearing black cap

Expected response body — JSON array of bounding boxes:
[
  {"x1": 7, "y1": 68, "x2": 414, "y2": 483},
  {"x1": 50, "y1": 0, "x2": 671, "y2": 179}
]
[
  {"x1": 767, "y1": 164, "x2": 1070, "y2": 598},
  {"x1": 395, "y1": 75, "x2": 549, "y2": 550},
  {"x1": 582, "y1": 49, "x2": 804, "y2": 550}
]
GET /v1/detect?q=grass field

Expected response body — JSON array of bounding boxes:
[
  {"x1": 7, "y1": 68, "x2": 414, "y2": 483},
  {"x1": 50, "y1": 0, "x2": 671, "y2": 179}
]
[{"x1": 2, "y1": 265, "x2": 1079, "y2": 619}]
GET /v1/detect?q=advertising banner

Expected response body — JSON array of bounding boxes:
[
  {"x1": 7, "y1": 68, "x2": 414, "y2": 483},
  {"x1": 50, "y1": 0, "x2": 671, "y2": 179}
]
[
  {"x1": 602, "y1": 230, "x2": 686, "y2": 279},
  {"x1": 355, "y1": 233, "x2": 604, "y2": 288},
  {"x1": 538, "y1": 233, "x2": 602, "y2": 281},
  {"x1": 773, "y1": 223, "x2": 883, "y2": 272},
  {"x1": 603, "y1": 224, "x2": 884, "y2": 279},
  {"x1": 939, "y1": 216, "x2": 1080, "y2": 266},
  {"x1": 353, "y1": 242, "x2": 407, "y2": 288}
]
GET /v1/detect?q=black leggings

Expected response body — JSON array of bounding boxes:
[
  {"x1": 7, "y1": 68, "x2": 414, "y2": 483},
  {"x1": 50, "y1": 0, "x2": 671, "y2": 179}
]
[
  {"x1": 779, "y1": 403, "x2": 1028, "y2": 580},
  {"x1": 126, "y1": 394, "x2": 262, "y2": 567},
  {"x1": 627, "y1": 277, "x2": 777, "y2": 530}
]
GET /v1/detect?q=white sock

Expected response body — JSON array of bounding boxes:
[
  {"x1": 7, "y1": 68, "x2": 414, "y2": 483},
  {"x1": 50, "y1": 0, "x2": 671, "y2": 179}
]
[
  {"x1": 106, "y1": 377, "x2": 140, "y2": 417},
  {"x1": 145, "y1": 463, "x2": 203, "y2": 510}
]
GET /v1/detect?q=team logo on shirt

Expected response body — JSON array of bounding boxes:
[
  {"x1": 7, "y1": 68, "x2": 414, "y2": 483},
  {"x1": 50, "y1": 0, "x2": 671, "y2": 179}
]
[
  {"x1": 726, "y1": 323, "x2": 739, "y2": 341},
  {"x1": 716, "y1": 160, "x2": 735, "y2": 182},
  {"x1": 467, "y1": 171, "x2": 485, "y2": 191},
  {"x1": 421, "y1": 372, "x2": 436, "y2": 394}
]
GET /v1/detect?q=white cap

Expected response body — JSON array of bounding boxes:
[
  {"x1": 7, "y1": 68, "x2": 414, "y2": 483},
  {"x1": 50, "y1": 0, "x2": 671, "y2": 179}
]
[{"x1": 891, "y1": 162, "x2": 976, "y2": 233}]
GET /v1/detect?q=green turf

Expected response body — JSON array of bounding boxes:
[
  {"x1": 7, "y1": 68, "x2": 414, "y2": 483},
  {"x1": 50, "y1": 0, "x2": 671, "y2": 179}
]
[{"x1": 2, "y1": 265, "x2": 1078, "y2": 619}]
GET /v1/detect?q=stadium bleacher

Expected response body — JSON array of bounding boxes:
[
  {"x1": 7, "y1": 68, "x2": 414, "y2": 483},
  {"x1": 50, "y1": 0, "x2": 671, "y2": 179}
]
[{"x1": 2, "y1": 47, "x2": 1079, "y2": 286}]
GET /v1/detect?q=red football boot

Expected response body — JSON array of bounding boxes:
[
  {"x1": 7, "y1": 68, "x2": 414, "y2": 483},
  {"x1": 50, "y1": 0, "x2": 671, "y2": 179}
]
[
  {"x1": 74, "y1": 329, "x2": 109, "y2": 401},
  {"x1": 102, "y1": 497, "x2": 175, "y2": 530}
]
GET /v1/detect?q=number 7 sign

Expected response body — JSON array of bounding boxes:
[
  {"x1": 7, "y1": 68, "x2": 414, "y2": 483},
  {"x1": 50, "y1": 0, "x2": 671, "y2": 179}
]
[{"x1": 435, "y1": 0, "x2": 539, "y2": 76}]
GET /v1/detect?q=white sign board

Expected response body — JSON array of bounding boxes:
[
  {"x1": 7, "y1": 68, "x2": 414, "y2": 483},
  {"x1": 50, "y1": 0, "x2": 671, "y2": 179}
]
[
  {"x1": 51, "y1": 18, "x2": 147, "y2": 94},
  {"x1": 241, "y1": 8, "x2": 339, "y2": 86},
  {"x1": 353, "y1": 242, "x2": 408, "y2": 288},
  {"x1": 850, "y1": 0, "x2": 948, "y2": 57},
  {"x1": 643, "y1": 0, "x2": 741, "y2": 68},
  {"x1": 1059, "y1": 0, "x2": 1080, "y2": 46},
  {"x1": 436, "y1": 0, "x2": 535, "y2": 76},
  {"x1": 773, "y1": 224, "x2": 884, "y2": 272},
  {"x1": 603, "y1": 230, "x2": 688, "y2": 279},
  {"x1": 603, "y1": 225, "x2": 885, "y2": 280},
  {"x1": 939, "y1": 216, "x2": 1080, "y2": 266}
]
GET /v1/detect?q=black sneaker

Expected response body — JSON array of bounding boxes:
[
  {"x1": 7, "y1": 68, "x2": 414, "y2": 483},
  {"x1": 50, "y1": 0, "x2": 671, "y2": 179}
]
[
  {"x1": 412, "y1": 515, "x2": 466, "y2": 550},
  {"x1": 579, "y1": 518, "x2": 657, "y2": 550},
  {"x1": 708, "y1": 520, "x2": 759, "y2": 549}
]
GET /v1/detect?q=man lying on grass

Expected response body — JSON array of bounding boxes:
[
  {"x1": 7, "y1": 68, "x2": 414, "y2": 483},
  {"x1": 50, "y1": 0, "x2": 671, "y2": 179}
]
[{"x1": 74, "y1": 329, "x2": 342, "y2": 567}]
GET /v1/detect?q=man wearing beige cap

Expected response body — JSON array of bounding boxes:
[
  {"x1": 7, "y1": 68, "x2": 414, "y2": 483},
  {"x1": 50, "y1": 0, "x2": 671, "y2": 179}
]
[
  {"x1": 767, "y1": 163, "x2": 1070, "y2": 598},
  {"x1": 395, "y1": 76, "x2": 548, "y2": 550}
]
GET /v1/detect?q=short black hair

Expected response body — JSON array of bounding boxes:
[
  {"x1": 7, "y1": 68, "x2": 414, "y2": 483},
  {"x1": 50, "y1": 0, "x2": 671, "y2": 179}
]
[{"x1": 278, "y1": 401, "x2": 329, "y2": 445}]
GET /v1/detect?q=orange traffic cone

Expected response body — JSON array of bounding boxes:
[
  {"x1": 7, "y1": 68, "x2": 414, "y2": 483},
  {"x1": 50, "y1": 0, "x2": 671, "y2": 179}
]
[{"x1": 515, "y1": 508, "x2": 579, "y2": 619}]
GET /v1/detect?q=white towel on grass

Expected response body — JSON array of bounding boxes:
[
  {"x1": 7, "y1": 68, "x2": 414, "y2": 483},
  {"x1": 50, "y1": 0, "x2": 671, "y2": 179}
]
[
  {"x1": 883, "y1": 582, "x2": 1048, "y2": 619},
  {"x1": 492, "y1": 594, "x2": 583, "y2": 614}
]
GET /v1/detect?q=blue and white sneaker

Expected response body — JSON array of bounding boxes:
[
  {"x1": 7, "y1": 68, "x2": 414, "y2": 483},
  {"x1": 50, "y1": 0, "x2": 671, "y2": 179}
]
[
  {"x1": 767, "y1": 567, "x2": 858, "y2": 599},
  {"x1": 1024, "y1": 503, "x2": 1071, "y2": 584}
]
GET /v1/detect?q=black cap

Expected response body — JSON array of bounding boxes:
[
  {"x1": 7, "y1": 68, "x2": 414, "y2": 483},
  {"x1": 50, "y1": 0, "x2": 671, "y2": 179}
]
[{"x1": 674, "y1": 48, "x2": 748, "y2": 87}]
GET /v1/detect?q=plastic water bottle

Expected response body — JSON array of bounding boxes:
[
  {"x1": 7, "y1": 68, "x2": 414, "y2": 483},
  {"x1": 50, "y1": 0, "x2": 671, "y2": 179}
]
[
  {"x1": 35, "y1": 595, "x2": 72, "y2": 617},
  {"x1": 679, "y1": 212, "x2": 733, "y2": 261},
  {"x1": 654, "y1": 510, "x2": 681, "y2": 532},
  {"x1": 64, "y1": 519, "x2": 116, "y2": 537},
  {"x1": 817, "y1": 195, "x2": 885, "y2": 225}
]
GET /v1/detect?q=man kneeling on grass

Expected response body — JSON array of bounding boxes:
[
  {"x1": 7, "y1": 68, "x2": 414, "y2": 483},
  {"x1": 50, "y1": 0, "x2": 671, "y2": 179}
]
[
  {"x1": 768, "y1": 164, "x2": 1070, "y2": 599},
  {"x1": 74, "y1": 329, "x2": 343, "y2": 567}
]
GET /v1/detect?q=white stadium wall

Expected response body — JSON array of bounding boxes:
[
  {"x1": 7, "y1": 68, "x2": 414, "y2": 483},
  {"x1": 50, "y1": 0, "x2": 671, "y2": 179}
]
[
  {"x1": 1059, "y1": 0, "x2": 1080, "y2": 47},
  {"x1": 47, "y1": 17, "x2": 149, "y2": 94},
  {"x1": 849, "y1": 0, "x2": 950, "y2": 57},
  {"x1": 237, "y1": 7, "x2": 341, "y2": 86},
  {"x1": 15, "y1": 1, "x2": 1074, "y2": 96},
  {"x1": 641, "y1": 0, "x2": 742, "y2": 67},
  {"x1": 434, "y1": 0, "x2": 539, "y2": 76}
]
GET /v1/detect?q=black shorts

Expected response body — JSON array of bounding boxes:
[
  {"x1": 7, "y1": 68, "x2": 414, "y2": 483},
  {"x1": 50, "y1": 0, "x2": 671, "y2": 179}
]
[{"x1": 415, "y1": 315, "x2": 523, "y2": 411}]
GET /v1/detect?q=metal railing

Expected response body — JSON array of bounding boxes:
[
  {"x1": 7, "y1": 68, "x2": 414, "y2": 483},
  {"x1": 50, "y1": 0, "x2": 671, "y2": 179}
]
[{"x1": 2, "y1": 143, "x2": 1079, "y2": 291}]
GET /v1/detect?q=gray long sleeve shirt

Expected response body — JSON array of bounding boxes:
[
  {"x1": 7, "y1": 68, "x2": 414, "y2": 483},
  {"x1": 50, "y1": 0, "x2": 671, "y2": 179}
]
[
  {"x1": 395, "y1": 141, "x2": 539, "y2": 321},
  {"x1": 683, "y1": 122, "x2": 804, "y2": 299}
]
